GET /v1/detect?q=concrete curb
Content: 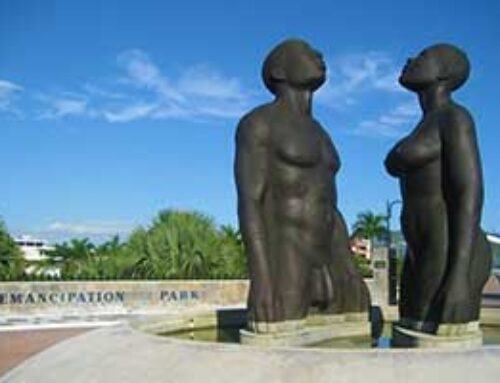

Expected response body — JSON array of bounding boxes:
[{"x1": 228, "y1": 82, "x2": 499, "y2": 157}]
[{"x1": 3, "y1": 320, "x2": 500, "y2": 383}]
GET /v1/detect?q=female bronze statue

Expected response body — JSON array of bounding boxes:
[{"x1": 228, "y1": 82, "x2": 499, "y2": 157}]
[
  {"x1": 385, "y1": 44, "x2": 491, "y2": 333},
  {"x1": 235, "y1": 39, "x2": 369, "y2": 331}
]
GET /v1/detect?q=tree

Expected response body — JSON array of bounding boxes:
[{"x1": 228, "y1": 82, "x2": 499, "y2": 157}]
[
  {"x1": 125, "y1": 210, "x2": 248, "y2": 280},
  {"x1": 219, "y1": 225, "x2": 247, "y2": 278},
  {"x1": 45, "y1": 238, "x2": 96, "y2": 279},
  {"x1": 352, "y1": 211, "x2": 387, "y2": 243},
  {"x1": 91, "y1": 236, "x2": 130, "y2": 279},
  {"x1": 352, "y1": 254, "x2": 373, "y2": 278},
  {"x1": 128, "y1": 210, "x2": 222, "y2": 279},
  {"x1": 0, "y1": 220, "x2": 24, "y2": 281},
  {"x1": 26, "y1": 210, "x2": 248, "y2": 281}
]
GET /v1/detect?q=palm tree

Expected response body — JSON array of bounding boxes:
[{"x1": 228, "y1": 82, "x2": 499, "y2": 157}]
[
  {"x1": 352, "y1": 211, "x2": 387, "y2": 243},
  {"x1": 126, "y1": 228, "x2": 162, "y2": 279},
  {"x1": 124, "y1": 210, "x2": 251, "y2": 280},
  {"x1": 0, "y1": 220, "x2": 25, "y2": 281},
  {"x1": 93, "y1": 235, "x2": 129, "y2": 279},
  {"x1": 219, "y1": 225, "x2": 247, "y2": 278},
  {"x1": 220, "y1": 225, "x2": 243, "y2": 247},
  {"x1": 45, "y1": 238, "x2": 96, "y2": 279},
  {"x1": 128, "y1": 210, "x2": 222, "y2": 279}
]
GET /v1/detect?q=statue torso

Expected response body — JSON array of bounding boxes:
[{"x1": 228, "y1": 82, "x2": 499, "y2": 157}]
[
  {"x1": 257, "y1": 104, "x2": 340, "y2": 258},
  {"x1": 392, "y1": 113, "x2": 443, "y2": 203}
]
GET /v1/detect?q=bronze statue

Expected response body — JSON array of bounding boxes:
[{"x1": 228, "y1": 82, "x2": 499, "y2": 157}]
[
  {"x1": 235, "y1": 39, "x2": 369, "y2": 331},
  {"x1": 385, "y1": 44, "x2": 492, "y2": 333}
]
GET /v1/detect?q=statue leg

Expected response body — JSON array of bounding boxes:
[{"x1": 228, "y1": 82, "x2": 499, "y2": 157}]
[
  {"x1": 468, "y1": 230, "x2": 492, "y2": 321},
  {"x1": 411, "y1": 222, "x2": 447, "y2": 323},
  {"x1": 399, "y1": 251, "x2": 415, "y2": 320},
  {"x1": 322, "y1": 208, "x2": 370, "y2": 314},
  {"x1": 326, "y1": 258, "x2": 370, "y2": 314},
  {"x1": 310, "y1": 265, "x2": 335, "y2": 310},
  {"x1": 275, "y1": 242, "x2": 312, "y2": 322}
]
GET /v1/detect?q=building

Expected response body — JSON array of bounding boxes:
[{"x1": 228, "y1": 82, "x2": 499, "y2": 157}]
[
  {"x1": 14, "y1": 235, "x2": 59, "y2": 277},
  {"x1": 487, "y1": 233, "x2": 500, "y2": 274},
  {"x1": 350, "y1": 237, "x2": 372, "y2": 260}
]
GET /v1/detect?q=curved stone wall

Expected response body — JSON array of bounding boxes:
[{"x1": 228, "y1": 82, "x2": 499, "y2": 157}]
[{"x1": 0, "y1": 280, "x2": 249, "y2": 316}]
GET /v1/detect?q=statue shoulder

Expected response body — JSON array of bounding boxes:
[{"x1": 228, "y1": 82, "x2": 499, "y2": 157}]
[
  {"x1": 438, "y1": 104, "x2": 480, "y2": 158},
  {"x1": 439, "y1": 104, "x2": 475, "y2": 136},
  {"x1": 236, "y1": 105, "x2": 274, "y2": 146}
]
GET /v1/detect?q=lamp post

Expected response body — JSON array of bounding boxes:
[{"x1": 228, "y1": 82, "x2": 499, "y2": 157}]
[{"x1": 386, "y1": 199, "x2": 401, "y2": 305}]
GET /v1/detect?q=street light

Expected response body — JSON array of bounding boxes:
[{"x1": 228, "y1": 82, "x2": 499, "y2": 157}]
[{"x1": 386, "y1": 199, "x2": 401, "y2": 305}]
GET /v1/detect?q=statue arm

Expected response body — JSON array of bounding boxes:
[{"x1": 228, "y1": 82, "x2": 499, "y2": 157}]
[
  {"x1": 441, "y1": 109, "x2": 483, "y2": 291},
  {"x1": 235, "y1": 116, "x2": 271, "y2": 289}
]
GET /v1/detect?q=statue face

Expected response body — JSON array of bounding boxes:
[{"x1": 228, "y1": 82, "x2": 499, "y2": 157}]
[
  {"x1": 283, "y1": 42, "x2": 326, "y2": 91},
  {"x1": 399, "y1": 48, "x2": 441, "y2": 91}
]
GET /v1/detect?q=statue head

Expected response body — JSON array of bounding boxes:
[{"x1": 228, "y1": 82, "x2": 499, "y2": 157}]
[
  {"x1": 399, "y1": 43, "x2": 470, "y2": 92},
  {"x1": 262, "y1": 38, "x2": 326, "y2": 95}
]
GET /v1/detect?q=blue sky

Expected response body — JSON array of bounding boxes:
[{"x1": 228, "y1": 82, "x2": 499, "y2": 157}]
[{"x1": 0, "y1": 0, "x2": 499, "y2": 242}]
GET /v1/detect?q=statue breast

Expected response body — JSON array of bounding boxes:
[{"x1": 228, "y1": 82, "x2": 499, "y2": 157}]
[{"x1": 274, "y1": 128, "x2": 321, "y2": 167}]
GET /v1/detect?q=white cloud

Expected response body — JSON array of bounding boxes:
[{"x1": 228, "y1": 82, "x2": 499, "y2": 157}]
[
  {"x1": 195, "y1": 105, "x2": 247, "y2": 119},
  {"x1": 102, "y1": 103, "x2": 159, "y2": 123},
  {"x1": 21, "y1": 48, "x2": 413, "y2": 134},
  {"x1": 353, "y1": 120, "x2": 403, "y2": 138},
  {"x1": 392, "y1": 102, "x2": 420, "y2": 117},
  {"x1": 379, "y1": 115, "x2": 408, "y2": 126},
  {"x1": 151, "y1": 103, "x2": 193, "y2": 120},
  {"x1": 0, "y1": 79, "x2": 23, "y2": 112},
  {"x1": 38, "y1": 96, "x2": 89, "y2": 119},
  {"x1": 46, "y1": 221, "x2": 133, "y2": 236},
  {"x1": 117, "y1": 49, "x2": 185, "y2": 103},
  {"x1": 312, "y1": 52, "x2": 420, "y2": 139},
  {"x1": 111, "y1": 49, "x2": 251, "y2": 122},
  {"x1": 317, "y1": 52, "x2": 402, "y2": 109},
  {"x1": 34, "y1": 49, "x2": 253, "y2": 123},
  {"x1": 177, "y1": 66, "x2": 247, "y2": 100},
  {"x1": 373, "y1": 71, "x2": 402, "y2": 92},
  {"x1": 81, "y1": 83, "x2": 129, "y2": 100},
  {"x1": 351, "y1": 101, "x2": 419, "y2": 138}
]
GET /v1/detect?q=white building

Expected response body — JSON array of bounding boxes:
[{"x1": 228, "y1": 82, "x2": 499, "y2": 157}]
[
  {"x1": 14, "y1": 235, "x2": 59, "y2": 277},
  {"x1": 350, "y1": 237, "x2": 372, "y2": 260}
]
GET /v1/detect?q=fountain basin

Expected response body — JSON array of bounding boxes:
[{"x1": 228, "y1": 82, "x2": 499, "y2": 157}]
[{"x1": 3, "y1": 306, "x2": 500, "y2": 383}]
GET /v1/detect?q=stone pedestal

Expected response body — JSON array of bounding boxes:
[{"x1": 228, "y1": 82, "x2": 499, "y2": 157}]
[
  {"x1": 240, "y1": 312, "x2": 370, "y2": 347},
  {"x1": 371, "y1": 248, "x2": 389, "y2": 306},
  {"x1": 392, "y1": 322, "x2": 483, "y2": 349}
]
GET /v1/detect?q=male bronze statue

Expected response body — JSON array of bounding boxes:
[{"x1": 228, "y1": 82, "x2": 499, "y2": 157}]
[
  {"x1": 235, "y1": 39, "x2": 369, "y2": 332},
  {"x1": 385, "y1": 44, "x2": 492, "y2": 334}
]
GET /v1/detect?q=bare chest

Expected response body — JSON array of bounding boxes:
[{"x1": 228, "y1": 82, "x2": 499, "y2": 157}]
[
  {"x1": 395, "y1": 119, "x2": 441, "y2": 169},
  {"x1": 272, "y1": 120, "x2": 340, "y2": 172}
]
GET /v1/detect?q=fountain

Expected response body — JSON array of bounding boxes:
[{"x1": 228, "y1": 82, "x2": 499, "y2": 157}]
[{"x1": 3, "y1": 40, "x2": 500, "y2": 383}]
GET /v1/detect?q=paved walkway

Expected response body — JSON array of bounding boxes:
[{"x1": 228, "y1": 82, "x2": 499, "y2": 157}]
[
  {"x1": 0, "y1": 328, "x2": 91, "y2": 375},
  {"x1": 0, "y1": 314, "x2": 130, "y2": 330},
  {"x1": 0, "y1": 314, "x2": 136, "y2": 376},
  {"x1": 0, "y1": 313, "x2": 163, "y2": 376}
]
